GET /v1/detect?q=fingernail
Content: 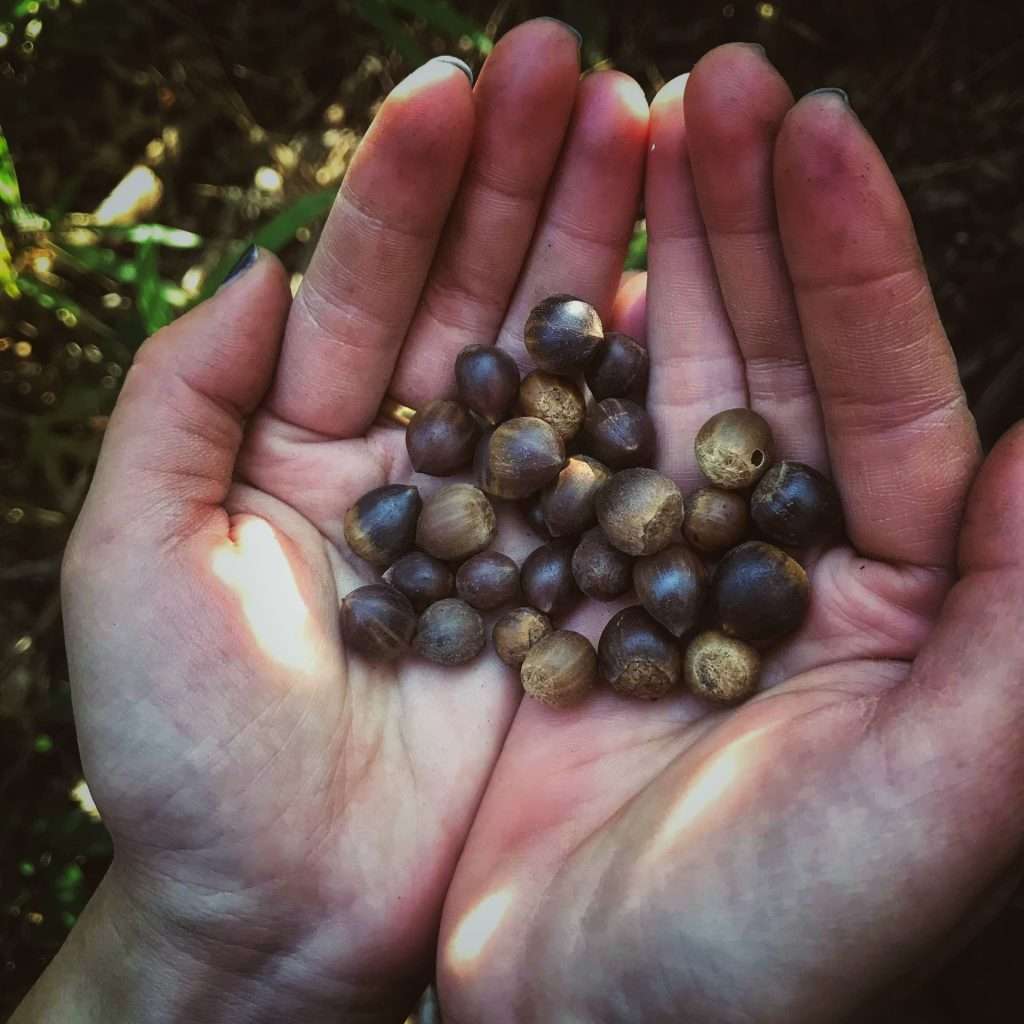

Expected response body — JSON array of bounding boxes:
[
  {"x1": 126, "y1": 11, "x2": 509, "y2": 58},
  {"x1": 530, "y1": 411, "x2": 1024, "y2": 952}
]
[
  {"x1": 434, "y1": 56, "x2": 474, "y2": 85},
  {"x1": 222, "y1": 245, "x2": 259, "y2": 288},
  {"x1": 806, "y1": 87, "x2": 851, "y2": 108},
  {"x1": 536, "y1": 17, "x2": 583, "y2": 49},
  {"x1": 739, "y1": 42, "x2": 767, "y2": 58}
]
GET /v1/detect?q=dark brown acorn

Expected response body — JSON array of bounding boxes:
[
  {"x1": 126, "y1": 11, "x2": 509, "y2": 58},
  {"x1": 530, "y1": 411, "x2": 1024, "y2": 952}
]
[
  {"x1": 413, "y1": 598, "x2": 486, "y2": 665},
  {"x1": 492, "y1": 607, "x2": 553, "y2": 668},
  {"x1": 541, "y1": 455, "x2": 611, "y2": 537},
  {"x1": 455, "y1": 344, "x2": 521, "y2": 426},
  {"x1": 517, "y1": 370, "x2": 586, "y2": 442},
  {"x1": 405, "y1": 399, "x2": 479, "y2": 476},
  {"x1": 524, "y1": 294, "x2": 603, "y2": 373},
  {"x1": 523, "y1": 496, "x2": 553, "y2": 540},
  {"x1": 684, "y1": 630, "x2": 761, "y2": 705},
  {"x1": 580, "y1": 398, "x2": 655, "y2": 470},
  {"x1": 712, "y1": 541, "x2": 810, "y2": 649},
  {"x1": 520, "y1": 630, "x2": 597, "y2": 708},
  {"x1": 478, "y1": 416, "x2": 566, "y2": 499},
  {"x1": 343, "y1": 484, "x2": 422, "y2": 567},
  {"x1": 633, "y1": 544, "x2": 707, "y2": 638},
  {"x1": 416, "y1": 484, "x2": 496, "y2": 563},
  {"x1": 598, "y1": 606, "x2": 682, "y2": 700},
  {"x1": 456, "y1": 551, "x2": 521, "y2": 611},
  {"x1": 585, "y1": 331, "x2": 649, "y2": 400},
  {"x1": 571, "y1": 527, "x2": 633, "y2": 601},
  {"x1": 750, "y1": 461, "x2": 842, "y2": 548},
  {"x1": 595, "y1": 468, "x2": 683, "y2": 557},
  {"x1": 340, "y1": 584, "x2": 417, "y2": 662},
  {"x1": 521, "y1": 540, "x2": 581, "y2": 619},
  {"x1": 383, "y1": 551, "x2": 454, "y2": 612},
  {"x1": 683, "y1": 487, "x2": 750, "y2": 556},
  {"x1": 695, "y1": 408, "x2": 774, "y2": 490}
]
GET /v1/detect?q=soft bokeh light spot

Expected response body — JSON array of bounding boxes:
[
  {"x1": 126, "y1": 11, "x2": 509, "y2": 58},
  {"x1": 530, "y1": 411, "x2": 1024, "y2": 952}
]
[
  {"x1": 446, "y1": 887, "x2": 515, "y2": 974},
  {"x1": 92, "y1": 165, "x2": 163, "y2": 226}
]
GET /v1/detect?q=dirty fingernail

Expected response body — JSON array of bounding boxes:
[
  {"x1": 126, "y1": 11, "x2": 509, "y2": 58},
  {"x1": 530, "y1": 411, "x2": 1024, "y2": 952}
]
[{"x1": 434, "y1": 56, "x2": 475, "y2": 85}]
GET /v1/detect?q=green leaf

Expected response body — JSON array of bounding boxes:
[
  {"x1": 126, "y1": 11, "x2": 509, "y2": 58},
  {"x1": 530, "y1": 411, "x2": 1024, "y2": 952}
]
[
  {"x1": 12, "y1": 0, "x2": 40, "y2": 17},
  {"x1": 352, "y1": 0, "x2": 428, "y2": 66},
  {"x1": 135, "y1": 241, "x2": 174, "y2": 334},
  {"x1": 624, "y1": 223, "x2": 648, "y2": 271},
  {"x1": 0, "y1": 127, "x2": 22, "y2": 208},
  {"x1": 387, "y1": 0, "x2": 491, "y2": 54},
  {"x1": 101, "y1": 224, "x2": 204, "y2": 249}
]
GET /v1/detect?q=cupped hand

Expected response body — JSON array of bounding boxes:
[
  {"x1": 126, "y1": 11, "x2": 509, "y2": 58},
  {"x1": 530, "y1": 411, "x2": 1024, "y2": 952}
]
[
  {"x1": 55, "y1": 20, "x2": 651, "y2": 1022},
  {"x1": 437, "y1": 47, "x2": 1024, "y2": 1023}
]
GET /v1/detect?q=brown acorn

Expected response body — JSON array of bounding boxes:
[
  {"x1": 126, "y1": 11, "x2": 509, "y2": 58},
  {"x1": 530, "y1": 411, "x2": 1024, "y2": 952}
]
[
  {"x1": 343, "y1": 484, "x2": 422, "y2": 567},
  {"x1": 541, "y1": 455, "x2": 611, "y2": 537},
  {"x1": 492, "y1": 607, "x2": 553, "y2": 668},
  {"x1": 517, "y1": 371, "x2": 586, "y2": 443},
  {"x1": 416, "y1": 484, "x2": 496, "y2": 563},
  {"x1": 683, "y1": 487, "x2": 750, "y2": 556},
  {"x1": 580, "y1": 398, "x2": 655, "y2": 470},
  {"x1": 383, "y1": 551, "x2": 453, "y2": 612},
  {"x1": 595, "y1": 468, "x2": 683, "y2": 557},
  {"x1": 521, "y1": 630, "x2": 597, "y2": 708},
  {"x1": 585, "y1": 331, "x2": 649, "y2": 401},
  {"x1": 455, "y1": 344, "x2": 521, "y2": 426},
  {"x1": 598, "y1": 606, "x2": 682, "y2": 700},
  {"x1": 524, "y1": 294, "x2": 603, "y2": 374},
  {"x1": 571, "y1": 527, "x2": 633, "y2": 601},
  {"x1": 478, "y1": 416, "x2": 567, "y2": 499},
  {"x1": 633, "y1": 544, "x2": 707, "y2": 638},
  {"x1": 521, "y1": 540, "x2": 581, "y2": 619},
  {"x1": 750, "y1": 461, "x2": 842, "y2": 548},
  {"x1": 340, "y1": 584, "x2": 417, "y2": 662},
  {"x1": 456, "y1": 551, "x2": 520, "y2": 611},
  {"x1": 405, "y1": 399, "x2": 479, "y2": 476},
  {"x1": 695, "y1": 408, "x2": 774, "y2": 490},
  {"x1": 684, "y1": 630, "x2": 761, "y2": 705},
  {"x1": 414, "y1": 598, "x2": 486, "y2": 665},
  {"x1": 712, "y1": 541, "x2": 810, "y2": 649},
  {"x1": 522, "y1": 496, "x2": 553, "y2": 540}
]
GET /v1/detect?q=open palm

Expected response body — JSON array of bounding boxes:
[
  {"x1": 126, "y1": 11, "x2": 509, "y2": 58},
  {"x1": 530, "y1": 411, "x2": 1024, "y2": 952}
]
[{"x1": 437, "y1": 47, "x2": 1024, "y2": 1024}]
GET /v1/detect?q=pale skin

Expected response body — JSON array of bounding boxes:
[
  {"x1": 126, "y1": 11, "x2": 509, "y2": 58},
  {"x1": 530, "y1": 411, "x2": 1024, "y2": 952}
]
[{"x1": 13, "y1": 20, "x2": 1024, "y2": 1024}]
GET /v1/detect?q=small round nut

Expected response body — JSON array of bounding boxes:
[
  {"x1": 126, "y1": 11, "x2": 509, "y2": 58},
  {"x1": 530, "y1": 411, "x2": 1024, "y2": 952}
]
[
  {"x1": 456, "y1": 551, "x2": 520, "y2": 611},
  {"x1": 585, "y1": 331, "x2": 648, "y2": 401},
  {"x1": 405, "y1": 399, "x2": 479, "y2": 476},
  {"x1": 571, "y1": 527, "x2": 633, "y2": 601},
  {"x1": 541, "y1": 455, "x2": 611, "y2": 538},
  {"x1": 598, "y1": 606, "x2": 682, "y2": 700},
  {"x1": 343, "y1": 484, "x2": 422, "y2": 568},
  {"x1": 340, "y1": 584, "x2": 417, "y2": 662},
  {"x1": 750, "y1": 461, "x2": 842, "y2": 548},
  {"x1": 492, "y1": 607, "x2": 553, "y2": 668},
  {"x1": 581, "y1": 398, "x2": 655, "y2": 470},
  {"x1": 416, "y1": 484, "x2": 497, "y2": 563},
  {"x1": 521, "y1": 541, "x2": 581, "y2": 620},
  {"x1": 518, "y1": 371, "x2": 586, "y2": 443},
  {"x1": 683, "y1": 487, "x2": 750, "y2": 556},
  {"x1": 455, "y1": 344, "x2": 521, "y2": 426},
  {"x1": 414, "y1": 598, "x2": 486, "y2": 665},
  {"x1": 633, "y1": 544, "x2": 707, "y2": 638},
  {"x1": 478, "y1": 417, "x2": 567, "y2": 500},
  {"x1": 595, "y1": 468, "x2": 683, "y2": 557},
  {"x1": 521, "y1": 630, "x2": 597, "y2": 708},
  {"x1": 384, "y1": 551, "x2": 453, "y2": 612},
  {"x1": 694, "y1": 408, "x2": 774, "y2": 490},
  {"x1": 684, "y1": 630, "x2": 761, "y2": 704},
  {"x1": 524, "y1": 294, "x2": 603, "y2": 373}
]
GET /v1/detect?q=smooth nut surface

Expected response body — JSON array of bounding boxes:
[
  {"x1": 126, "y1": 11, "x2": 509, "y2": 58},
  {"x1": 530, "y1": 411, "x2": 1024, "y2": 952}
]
[
  {"x1": 683, "y1": 487, "x2": 750, "y2": 556},
  {"x1": 581, "y1": 398, "x2": 655, "y2": 470},
  {"x1": 456, "y1": 551, "x2": 520, "y2": 611},
  {"x1": 750, "y1": 461, "x2": 842, "y2": 548},
  {"x1": 596, "y1": 468, "x2": 683, "y2": 557},
  {"x1": 571, "y1": 527, "x2": 633, "y2": 601},
  {"x1": 633, "y1": 544, "x2": 707, "y2": 638},
  {"x1": 413, "y1": 598, "x2": 485, "y2": 665},
  {"x1": 340, "y1": 584, "x2": 417, "y2": 662},
  {"x1": 521, "y1": 630, "x2": 597, "y2": 708},
  {"x1": 518, "y1": 371, "x2": 586, "y2": 442},
  {"x1": 492, "y1": 607, "x2": 552, "y2": 668},
  {"x1": 598, "y1": 606, "x2": 681, "y2": 700},
  {"x1": 712, "y1": 541, "x2": 810, "y2": 648},
  {"x1": 416, "y1": 484, "x2": 496, "y2": 562},
  {"x1": 478, "y1": 416, "x2": 566, "y2": 499},
  {"x1": 695, "y1": 408, "x2": 774, "y2": 490},
  {"x1": 684, "y1": 630, "x2": 761, "y2": 704},
  {"x1": 405, "y1": 399, "x2": 480, "y2": 476},
  {"x1": 343, "y1": 484, "x2": 422, "y2": 567},
  {"x1": 541, "y1": 455, "x2": 611, "y2": 537},
  {"x1": 521, "y1": 540, "x2": 580, "y2": 619},
  {"x1": 383, "y1": 551, "x2": 453, "y2": 612},
  {"x1": 585, "y1": 331, "x2": 648, "y2": 401},
  {"x1": 455, "y1": 344, "x2": 520, "y2": 426},
  {"x1": 524, "y1": 294, "x2": 603, "y2": 373},
  {"x1": 523, "y1": 496, "x2": 553, "y2": 539}
]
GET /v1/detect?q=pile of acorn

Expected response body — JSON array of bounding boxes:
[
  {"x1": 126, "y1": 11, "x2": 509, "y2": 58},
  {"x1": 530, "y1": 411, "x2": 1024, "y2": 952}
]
[{"x1": 341, "y1": 295, "x2": 841, "y2": 708}]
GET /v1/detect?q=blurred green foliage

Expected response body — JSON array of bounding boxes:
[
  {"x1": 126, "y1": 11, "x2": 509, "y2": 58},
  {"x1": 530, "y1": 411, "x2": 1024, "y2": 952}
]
[{"x1": 2, "y1": 0, "x2": 1024, "y2": 1019}]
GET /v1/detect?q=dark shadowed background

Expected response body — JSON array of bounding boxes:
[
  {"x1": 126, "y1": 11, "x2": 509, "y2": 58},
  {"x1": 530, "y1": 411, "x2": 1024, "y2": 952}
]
[{"x1": 2, "y1": 1, "x2": 1023, "y2": 1019}]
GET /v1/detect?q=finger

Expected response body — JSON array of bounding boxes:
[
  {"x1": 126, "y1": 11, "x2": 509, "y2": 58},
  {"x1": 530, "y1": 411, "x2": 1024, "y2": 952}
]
[
  {"x1": 389, "y1": 19, "x2": 582, "y2": 405},
  {"x1": 611, "y1": 269, "x2": 647, "y2": 340},
  {"x1": 72, "y1": 251, "x2": 291, "y2": 544},
  {"x1": 684, "y1": 45, "x2": 827, "y2": 470},
  {"x1": 268, "y1": 58, "x2": 475, "y2": 438},
  {"x1": 774, "y1": 91, "x2": 980, "y2": 569},
  {"x1": 493, "y1": 70, "x2": 650, "y2": 364},
  {"x1": 646, "y1": 74, "x2": 747, "y2": 490}
]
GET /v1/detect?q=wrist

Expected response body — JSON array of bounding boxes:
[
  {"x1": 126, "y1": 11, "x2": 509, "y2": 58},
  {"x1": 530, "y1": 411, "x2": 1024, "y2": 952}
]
[{"x1": 12, "y1": 863, "x2": 415, "y2": 1024}]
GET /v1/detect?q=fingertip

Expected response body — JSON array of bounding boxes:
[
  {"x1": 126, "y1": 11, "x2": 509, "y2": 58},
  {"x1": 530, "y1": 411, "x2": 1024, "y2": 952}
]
[
  {"x1": 611, "y1": 270, "x2": 647, "y2": 341},
  {"x1": 650, "y1": 72, "x2": 689, "y2": 119},
  {"x1": 390, "y1": 54, "x2": 476, "y2": 101},
  {"x1": 495, "y1": 16, "x2": 583, "y2": 57},
  {"x1": 579, "y1": 69, "x2": 650, "y2": 135}
]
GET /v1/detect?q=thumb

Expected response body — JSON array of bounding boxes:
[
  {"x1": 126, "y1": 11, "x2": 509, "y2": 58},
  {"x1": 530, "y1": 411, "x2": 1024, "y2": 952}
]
[{"x1": 74, "y1": 248, "x2": 290, "y2": 546}]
